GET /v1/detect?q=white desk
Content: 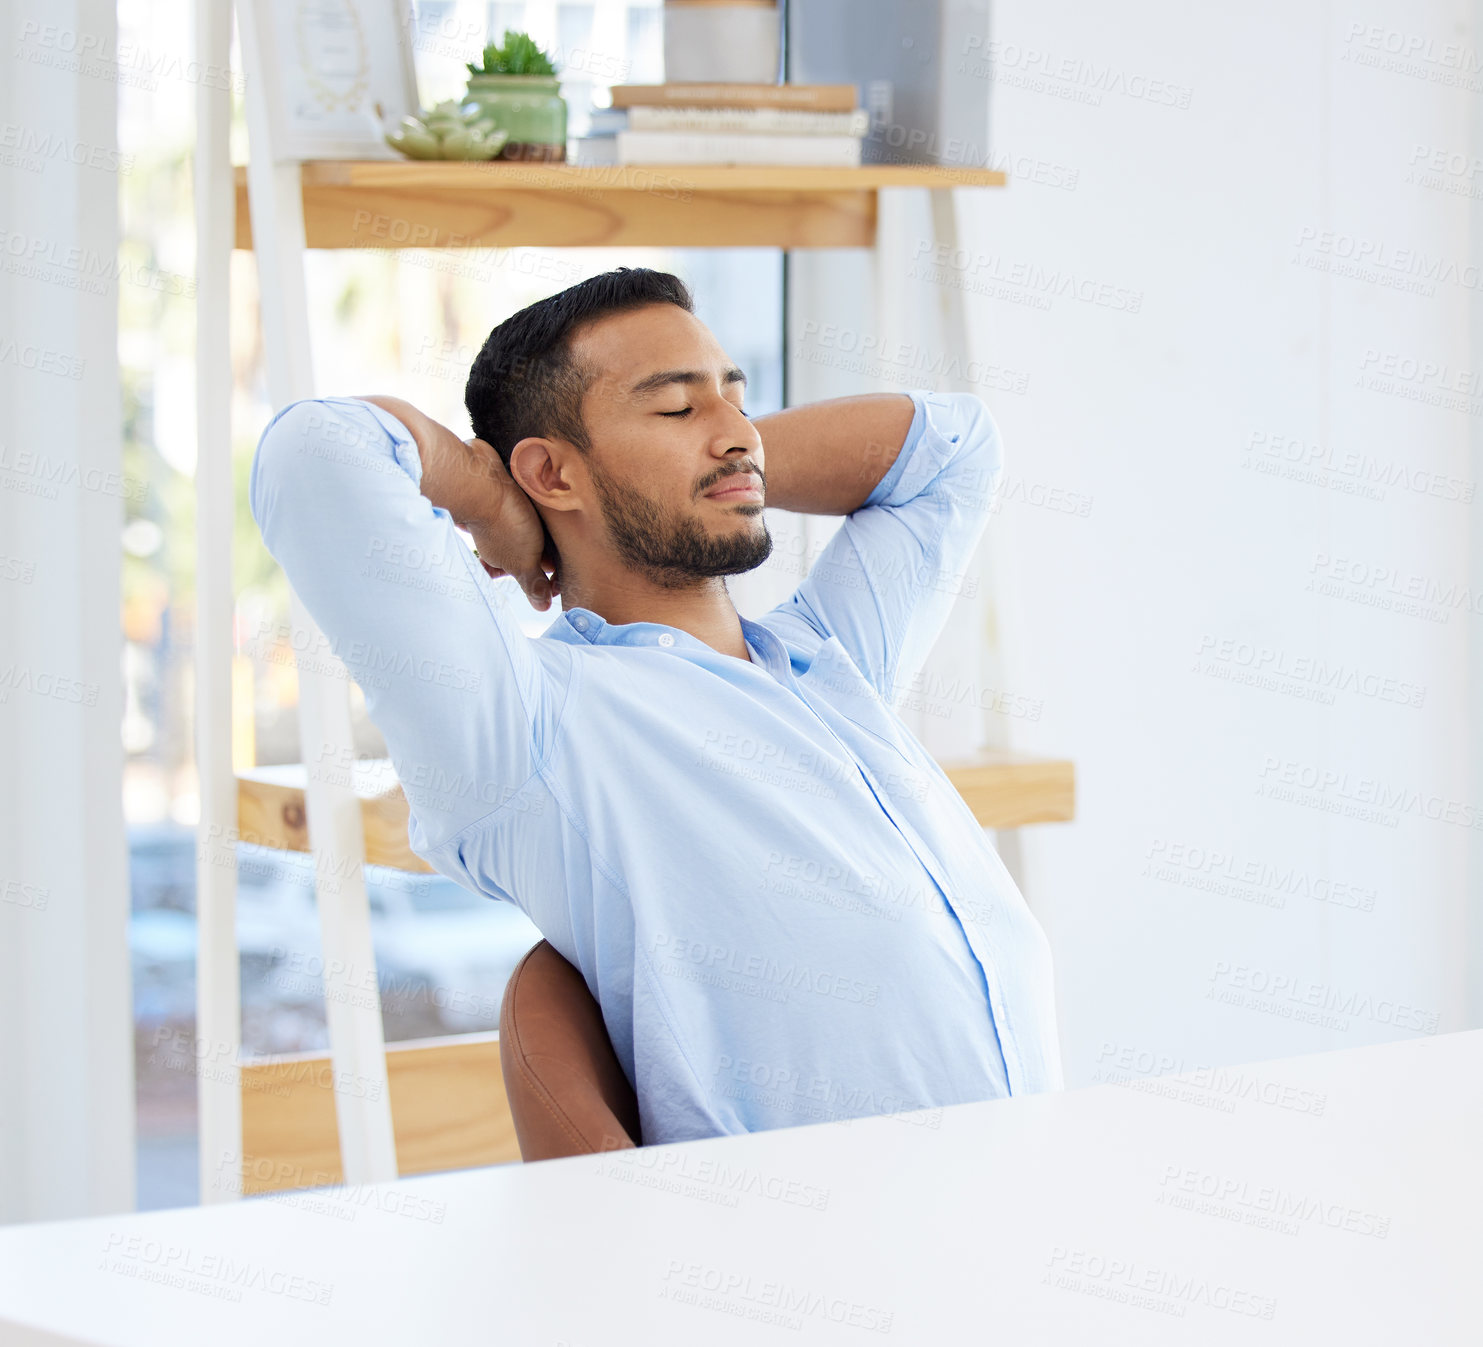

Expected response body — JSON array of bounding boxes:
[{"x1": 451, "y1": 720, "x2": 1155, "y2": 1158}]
[{"x1": 1, "y1": 1031, "x2": 1477, "y2": 1345}]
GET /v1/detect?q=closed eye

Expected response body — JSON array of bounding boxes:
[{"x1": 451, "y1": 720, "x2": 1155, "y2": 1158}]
[{"x1": 659, "y1": 401, "x2": 746, "y2": 419}]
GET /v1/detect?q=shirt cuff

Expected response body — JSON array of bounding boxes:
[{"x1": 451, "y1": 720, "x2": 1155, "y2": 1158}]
[{"x1": 862, "y1": 392, "x2": 927, "y2": 509}]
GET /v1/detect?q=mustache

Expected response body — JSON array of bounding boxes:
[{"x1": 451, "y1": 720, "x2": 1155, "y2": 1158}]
[{"x1": 698, "y1": 461, "x2": 764, "y2": 496}]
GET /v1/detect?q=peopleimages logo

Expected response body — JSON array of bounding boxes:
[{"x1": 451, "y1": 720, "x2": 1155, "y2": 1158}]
[
  {"x1": 1043, "y1": 1247, "x2": 1276, "y2": 1320},
  {"x1": 15, "y1": 20, "x2": 245, "y2": 92},
  {"x1": 100, "y1": 1233, "x2": 332, "y2": 1306},
  {"x1": 1246, "y1": 428, "x2": 1474, "y2": 504},
  {"x1": 603, "y1": 1147, "x2": 831, "y2": 1213},
  {"x1": 1305, "y1": 551, "x2": 1483, "y2": 621},
  {"x1": 1194, "y1": 633, "x2": 1427, "y2": 709},
  {"x1": 1208, "y1": 961, "x2": 1440, "y2": 1035},
  {"x1": 1292, "y1": 224, "x2": 1483, "y2": 296},
  {"x1": 713, "y1": 1055, "x2": 943, "y2": 1128},
  {"x1": 652, "y1": 933, "x2": 880, "y2": 1006},
  {"x1": 1092, "y1": 1040, "x2": 1329, "y2": 1116},
  {"x1": 1143, "y1": 837, "x2": 1377, "y2": 913},
  {"x1": 1157, "y1": 1166, "x2": 1390, "y2": 1239},
  {"x1": 0, "y1": 123, "x2": 133, "y2": 173},
  {"x1": 908, "y1": 239, "x2": 1143, "y2": 314},
  {"x1": 1341, "y1": 22, "x2": 1483, "y2": 90},
  {"x1": 959, "y1": 38, "x2": 1194, "y2": 110},
  {"x1": 658, "y1": 1260, "x2": 893, "y2": 1334},
  {"x1": 1258, "y1": 754, "x2": 1483, "y2": 833},
  {"x1": 0, "y1": 443, "x2": 145, "y2": 501}
]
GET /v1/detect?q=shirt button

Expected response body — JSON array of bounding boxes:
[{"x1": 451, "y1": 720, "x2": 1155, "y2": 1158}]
[
  {"x1": 573, "y1": 616, "x2": 588, "y2": 630},
  {"x1": 658, "y1": 633, "x2": 675, "y2": 647}
]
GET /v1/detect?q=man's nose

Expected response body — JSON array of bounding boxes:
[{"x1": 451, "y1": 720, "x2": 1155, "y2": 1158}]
[{"x1": 721, "y1": 407, "x2": 763, "y2": 454}]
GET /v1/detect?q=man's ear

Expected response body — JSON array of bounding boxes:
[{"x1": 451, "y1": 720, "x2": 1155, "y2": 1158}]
[{"x1": 510, "y1": 435, "x2": 581, "y2": 513}]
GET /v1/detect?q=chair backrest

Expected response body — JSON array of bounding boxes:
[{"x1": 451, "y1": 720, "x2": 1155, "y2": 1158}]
[{"x1": 498, "y1": 939, "x2": 641, "y2": 1160}]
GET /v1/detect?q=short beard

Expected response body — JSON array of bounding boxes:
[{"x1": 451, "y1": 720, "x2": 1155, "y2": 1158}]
[{"x1": 587, "y1": 456, "x2": 773, "y2": 591}]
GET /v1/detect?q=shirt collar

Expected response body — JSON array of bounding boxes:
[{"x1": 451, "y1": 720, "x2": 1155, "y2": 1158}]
[{"x1": 540, "y1": 605, "x2": 786, "y2": 674}]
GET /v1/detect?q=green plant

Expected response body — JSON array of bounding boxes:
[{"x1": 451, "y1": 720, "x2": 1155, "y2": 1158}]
[
  {"x1": 467, "y1": 29, "x2": 557, "y2": 77},
  {"x1": 385, "y1": 100, "x2": 510, "y2": 160}
]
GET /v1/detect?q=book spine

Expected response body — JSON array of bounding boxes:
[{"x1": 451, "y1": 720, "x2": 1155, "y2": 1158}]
[
  {"x1": 628, "y1": 107, "x2": 867, "y2": 135},
  {"x1": 610, "y1": 83, "x2": 857, "y2": 111},
  {"x1": 615, "y1": 132, "x2": 862, "y2": 166}
]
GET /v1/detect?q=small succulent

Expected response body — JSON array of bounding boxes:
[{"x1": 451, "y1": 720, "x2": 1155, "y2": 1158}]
[
  {"x1": 467, "y1": 29, "x2": 557, "y2": 76},
  {"x1": 384, "y1": 100, "x2": 511, "y2": 160}
]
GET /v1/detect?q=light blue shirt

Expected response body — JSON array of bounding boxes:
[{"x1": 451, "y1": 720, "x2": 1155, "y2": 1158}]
[{"x1": 251, "y1": 389, "x2": 1063, "y2": 1145}]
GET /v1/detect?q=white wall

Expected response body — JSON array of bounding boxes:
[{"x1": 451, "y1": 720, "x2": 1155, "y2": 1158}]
[
  {"x1": 968, "y1": 0, "x2": 1481, "y2": 1086},
  {"x1": 0, "y1": 0, "x2": 135, "y2": 1221}
]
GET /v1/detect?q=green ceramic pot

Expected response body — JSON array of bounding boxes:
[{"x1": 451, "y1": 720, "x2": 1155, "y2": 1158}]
[{"x1": 461, "y1": 74, "x2": 567, "y2": 161}]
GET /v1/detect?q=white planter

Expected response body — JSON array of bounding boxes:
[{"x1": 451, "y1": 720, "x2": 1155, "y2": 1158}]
[{"x1": 663, "y1": 3, "x2": 781, "y2": 84}]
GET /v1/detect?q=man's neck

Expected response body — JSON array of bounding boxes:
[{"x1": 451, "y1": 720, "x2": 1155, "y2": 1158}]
[{"x1": 561, "y1": 574, "x2": 752, "y2": 663}]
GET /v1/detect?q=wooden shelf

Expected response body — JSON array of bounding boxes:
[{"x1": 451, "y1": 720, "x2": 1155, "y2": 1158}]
[
  {"x1": 241, "y1": 1032, "x2": 520, "y2": 1192},
  {"x1": 237, "y1": 760, "x2": 435, "y2": 874},
  {"x1": 935, "y1": 750, "x2": 1077, "y2": 830},
  {"x1": 236, "y1": 750, "x2": 1073, "y2": 878},
  {"x1": 233, "y1": 160, "x2": 1006, "y2": 251}
]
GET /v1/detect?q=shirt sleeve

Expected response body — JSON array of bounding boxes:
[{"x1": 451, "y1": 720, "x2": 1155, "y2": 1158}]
[
  {"x1": 762, "y1": 389, "x2": 1002, "y2": 699},
  {"x1": 249, "y1": 397, "x2": 564, "y2": 857}
]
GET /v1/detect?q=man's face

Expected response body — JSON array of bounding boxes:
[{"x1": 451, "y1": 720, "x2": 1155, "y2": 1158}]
[{"x1": 570, "y1": 304, "x2": 773, "y2": 589}]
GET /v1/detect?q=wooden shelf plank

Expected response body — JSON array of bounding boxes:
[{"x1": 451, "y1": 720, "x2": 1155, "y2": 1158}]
[
  {"x1": 240, "y1": 1031, "x2": 520, "y2": 1193},
  {"x1": 237, "y1": 762, "x2": 435, "y2": 874},
  {"x1": 236, "y1": 751, "x2": 1074, "y2": 877},
  {"x1": 299, "y1": 161, "x2": 1009, "y2": 190},
  {"x1": 936, "y1": 750, "x2": 1077, "y2": 830},
  {"x1": 233, "y1": 160, "x2": 1006, "y2": 251}
]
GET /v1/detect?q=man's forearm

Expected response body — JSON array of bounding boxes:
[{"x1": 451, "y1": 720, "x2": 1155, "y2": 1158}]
[
  {"x1": 357, "y1": 395, "x2": 504, "y2": 531},
  {"x1": 752, "y1": 393, "x2": 914, "y2": 516}
]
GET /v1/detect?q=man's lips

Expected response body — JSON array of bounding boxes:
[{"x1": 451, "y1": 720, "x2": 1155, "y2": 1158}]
[{"x1": 703, "y1": 473, "x2": 763, "y2": 500}]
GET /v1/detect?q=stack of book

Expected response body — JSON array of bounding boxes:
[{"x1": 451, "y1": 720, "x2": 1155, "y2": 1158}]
[{"x1": 571, "y1": 84, "x2": 867, "y2": 168}]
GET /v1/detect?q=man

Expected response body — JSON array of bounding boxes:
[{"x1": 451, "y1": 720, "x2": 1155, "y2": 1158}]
[{"x1": 251, "y1": 266, "x2": 1062, "y2": 1146}]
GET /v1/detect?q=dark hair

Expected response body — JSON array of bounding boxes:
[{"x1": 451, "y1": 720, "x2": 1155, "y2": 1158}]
[{"x1": 464, "y1": 266, "x2": 694, "y2": 464}]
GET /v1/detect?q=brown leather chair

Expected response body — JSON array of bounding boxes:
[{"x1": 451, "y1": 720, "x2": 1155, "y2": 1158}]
[{"x1": 498, "y1": 939, "x2": 642, "y2": 1160}]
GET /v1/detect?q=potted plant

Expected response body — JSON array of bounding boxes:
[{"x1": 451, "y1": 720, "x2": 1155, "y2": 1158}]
[
  {"x1": 463, "y1": 30, "x2": 567, "y2": 162},
  {"x1": 384, "y1": 100, "x2": 511, "y2": 160}
]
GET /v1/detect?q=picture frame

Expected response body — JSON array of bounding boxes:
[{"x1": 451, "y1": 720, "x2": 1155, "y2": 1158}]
[{"x1": 243, "y1": 0, "x2": 420, "y2": 161}]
